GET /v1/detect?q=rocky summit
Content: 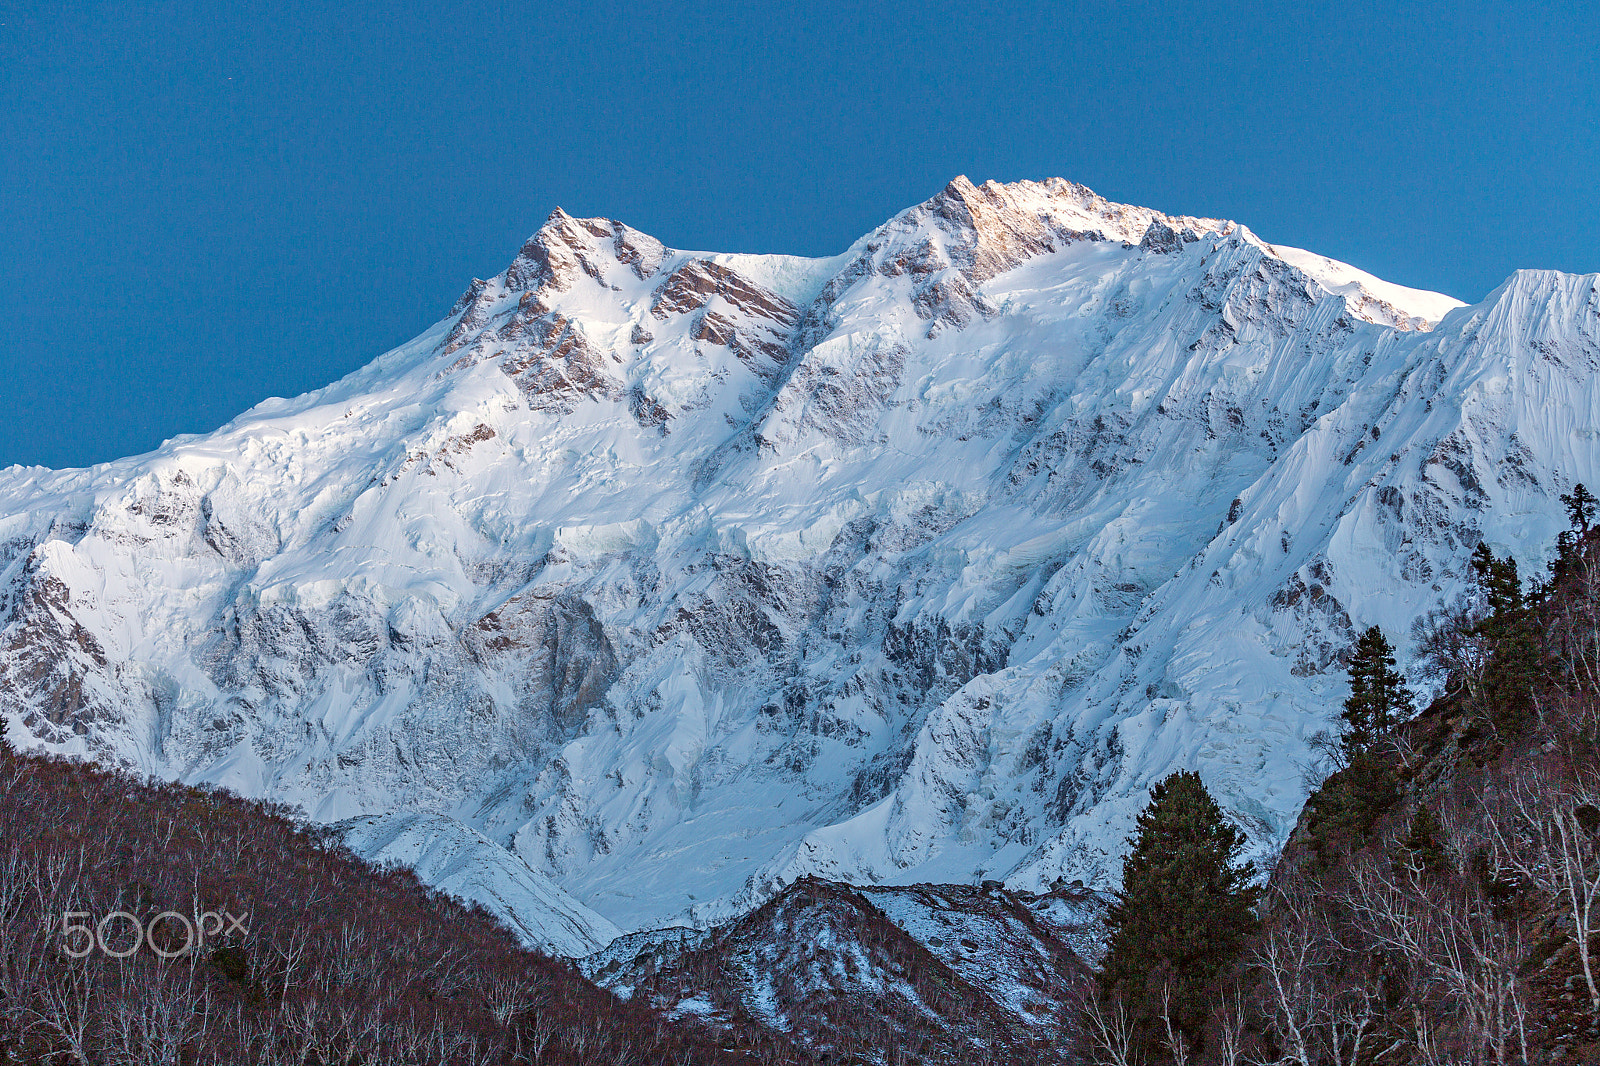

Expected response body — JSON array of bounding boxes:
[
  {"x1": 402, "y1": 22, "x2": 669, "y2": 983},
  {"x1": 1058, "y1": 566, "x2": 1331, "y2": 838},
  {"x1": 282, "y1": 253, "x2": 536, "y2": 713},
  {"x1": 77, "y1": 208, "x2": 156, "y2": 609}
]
[{"x1": 2, "y1": 176, "x2": 1596, "y2": 948}]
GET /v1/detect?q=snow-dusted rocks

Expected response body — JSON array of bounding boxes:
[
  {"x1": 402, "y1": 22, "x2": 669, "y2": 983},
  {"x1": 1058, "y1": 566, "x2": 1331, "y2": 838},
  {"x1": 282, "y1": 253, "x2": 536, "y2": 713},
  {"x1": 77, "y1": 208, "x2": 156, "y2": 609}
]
[
  {"x1": 1, "y1": 176, "x2": 1597, "y2": 943},
  {"x1": 585, "y1": 877, "x2": 1097, "y2": 1057}
]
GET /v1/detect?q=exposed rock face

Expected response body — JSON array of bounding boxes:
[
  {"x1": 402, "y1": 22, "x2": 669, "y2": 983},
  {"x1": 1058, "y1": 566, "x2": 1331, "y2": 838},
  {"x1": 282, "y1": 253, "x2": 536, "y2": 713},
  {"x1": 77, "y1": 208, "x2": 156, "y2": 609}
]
[
  {"x1": 0, "y1": 177, "x2": 1595, "y2": 942},
  {"x1": 442, "y1": 210, "x2": 799, "y2": 419},
  {"x1": 580, "y1": 877, "x2": 1099, "y2": 1063}
]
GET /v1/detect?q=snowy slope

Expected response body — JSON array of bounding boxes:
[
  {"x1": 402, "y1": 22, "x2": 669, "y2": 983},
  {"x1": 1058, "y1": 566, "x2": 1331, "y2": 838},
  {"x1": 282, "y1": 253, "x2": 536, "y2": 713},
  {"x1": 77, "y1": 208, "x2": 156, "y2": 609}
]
[
  {"x1": 335, "y1": 812, "x2": 620, "y2": 956},
  {"x1": 2, "y1": 176, "x2": 1596, "y2": 940}
]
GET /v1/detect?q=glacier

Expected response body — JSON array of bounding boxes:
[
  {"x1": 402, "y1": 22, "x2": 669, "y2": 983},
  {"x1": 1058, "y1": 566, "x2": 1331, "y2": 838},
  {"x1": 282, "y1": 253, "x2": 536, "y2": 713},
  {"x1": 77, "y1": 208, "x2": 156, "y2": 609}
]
[{"x1": 2, "y1": 175, "x2": 1596, "y2": 944}]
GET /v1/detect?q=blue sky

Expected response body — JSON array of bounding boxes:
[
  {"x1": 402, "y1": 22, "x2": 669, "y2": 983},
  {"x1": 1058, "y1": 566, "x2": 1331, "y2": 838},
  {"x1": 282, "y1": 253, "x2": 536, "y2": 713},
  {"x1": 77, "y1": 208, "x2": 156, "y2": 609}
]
[{"x1": 2, "y1": 0, "x2": 1596, "y2": 468}]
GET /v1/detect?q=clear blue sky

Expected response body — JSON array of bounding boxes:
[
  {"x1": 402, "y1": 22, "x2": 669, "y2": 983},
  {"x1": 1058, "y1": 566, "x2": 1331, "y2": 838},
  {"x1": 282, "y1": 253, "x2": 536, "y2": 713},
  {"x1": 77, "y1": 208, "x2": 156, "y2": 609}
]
[{"x1": 3, "y1": 0, "x2": 1596, "y2": 469}]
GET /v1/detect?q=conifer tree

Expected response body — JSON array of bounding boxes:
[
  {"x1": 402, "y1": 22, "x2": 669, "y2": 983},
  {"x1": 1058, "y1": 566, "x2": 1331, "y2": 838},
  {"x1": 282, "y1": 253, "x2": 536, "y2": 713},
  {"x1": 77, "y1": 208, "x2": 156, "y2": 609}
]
[
  {"x1": 1551, "y1": 484, "x2": 1594, "y2": 586},
  {"x1": 1395, "y1": 803, "x2": 1448, "y2": 878},
  {"x1": 1550, "y1": 530, "x2": 1580, "y2": 587},
  {"x1": 1471, "y1": 542, "x2": 1524, "y2": 631},
  {"x1": 1340, "y1": 625, "x2": 1410, "y2": 756},
  {"x1": 1099, "y1": 770, "x2": 1259, "y2": 1061},
  {"x1": 1470, "y1": 543, "x2": 1541, "y2": 730},
  {"x1": 1561, "y1": 482, "x2": 1596, "y2": 533}
]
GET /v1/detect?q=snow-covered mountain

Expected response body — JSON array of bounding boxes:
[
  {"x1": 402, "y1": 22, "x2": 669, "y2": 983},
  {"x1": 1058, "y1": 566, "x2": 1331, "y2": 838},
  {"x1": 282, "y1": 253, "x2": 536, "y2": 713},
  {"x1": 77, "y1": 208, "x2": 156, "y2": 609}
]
[{"x1": 2, "y1": 176, "x2": 1596, "y2": 942}]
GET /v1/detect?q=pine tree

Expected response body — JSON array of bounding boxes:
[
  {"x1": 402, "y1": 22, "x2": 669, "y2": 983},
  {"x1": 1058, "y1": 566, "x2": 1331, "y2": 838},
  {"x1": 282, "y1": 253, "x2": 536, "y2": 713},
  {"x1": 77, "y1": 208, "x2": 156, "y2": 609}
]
[
  {"x1": 1340, "y1": 625, "x2": 1410, "y2": 756},
  {"x1": 1471, "y1": 542, "x2": 1524, "y2": 630},
  {"x1": 1561, "y1": 483, "x2": 1596, "y2": 533},
  {"x1": 1395, "y1": 804, "x2": 1448, "y2": 878},
  {"x1": 1549, "y1": 530, "x2": 1580, "y2": 588},
  {"x1": 1550, "y1": 484, "x2": 1594, "y2": 587},
  {"x1": 1098, "y1": 770, "x2": 1259, "y2": 1061},
  {"x1": 1470, "y1": 543, "x2": 1541, "y2": 731}
]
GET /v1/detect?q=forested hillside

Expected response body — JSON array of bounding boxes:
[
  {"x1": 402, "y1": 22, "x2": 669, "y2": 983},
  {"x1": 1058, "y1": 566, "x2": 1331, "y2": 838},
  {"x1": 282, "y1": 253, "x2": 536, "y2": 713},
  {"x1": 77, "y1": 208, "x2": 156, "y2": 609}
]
[
  {"x1": 1084, "y1": 501, "x2": 1600, "y2": 1065},
  {"x1": 0, "y1": 745, "x2": 754, "y2": 1065}
]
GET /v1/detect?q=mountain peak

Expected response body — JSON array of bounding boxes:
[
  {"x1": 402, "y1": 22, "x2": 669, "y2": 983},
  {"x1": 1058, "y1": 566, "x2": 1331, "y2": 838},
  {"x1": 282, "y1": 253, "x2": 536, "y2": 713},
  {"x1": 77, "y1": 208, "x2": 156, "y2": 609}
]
[
  {"x1": 901, "y1": 176, "x2": 1463, "y2": 330},
  {"x1": 500, "y1": 209, "x2": 667, "y2": 295}
]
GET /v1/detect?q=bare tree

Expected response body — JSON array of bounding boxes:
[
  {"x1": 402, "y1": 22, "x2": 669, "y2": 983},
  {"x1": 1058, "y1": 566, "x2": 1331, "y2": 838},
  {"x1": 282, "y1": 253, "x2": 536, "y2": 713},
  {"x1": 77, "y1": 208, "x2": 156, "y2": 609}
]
[
  {"x1": 101, "y1": 960, "x2": 214, "y2": 1066},
  {"x1": 483, "y1": 971, "x2": 536, "y2": 1026},
  {"x1": 1491, "y1": 766, "x2": 1600, "y2": 1012},
  {"x1": 265, "y1": 922, "x2": 311, "y2": 1004},
  {"x1": 1411, "y1": 603, "x2": 1491, "y2": 702},
  {"x1": 1205, "y1": 984, "x2": 1248, "y2": 1066},
  {"x1": 325, "y1": 994, "x2": 384, "y2": 1066},
  {"x1": 1157, "y1": 983, "x2": 1190, "y2": 1066},
  {"x1": 1410, "y1": 1004, "x2": 1455, "y2": 1066},
  {"x1": 1081, "y1": 991, "x2": 1140, "y2": 1066},
  {"x1": 1253, "y1": 884, "x2": 1382, "y2": 1066},
  {"x1": 1345, "y1": 857, "x2": 1529, "y2": 1066},
  {"x1": 0, "y1": 753, "x2": 25, "y2": 801},
  {"x1": 0, "y1": 849, "x2": 50, "y2": 1034},
  {"x1": 1322, "y1": 985, "x2": 1380, "y2": 1066},
  {"x1": 1253, "y1": 887, "x2": 1325, "y2": 1066},
  {"x1": 525, "y1": 1004, "x2": 560, "y2": 1063},
  {"x1": 280, "y1": 992, "x2": 329, "y2": 1066},
  {"x1": 29, "y1": 956, "x2": 96, "y2": 1065}
]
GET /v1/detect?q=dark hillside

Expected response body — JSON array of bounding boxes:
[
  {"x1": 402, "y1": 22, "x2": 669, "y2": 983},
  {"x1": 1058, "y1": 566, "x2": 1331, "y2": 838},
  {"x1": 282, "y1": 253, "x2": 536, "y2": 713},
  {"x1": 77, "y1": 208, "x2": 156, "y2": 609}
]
[{"x1": 0, "y1": 747, "x2": 752, "y2": 1065}]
